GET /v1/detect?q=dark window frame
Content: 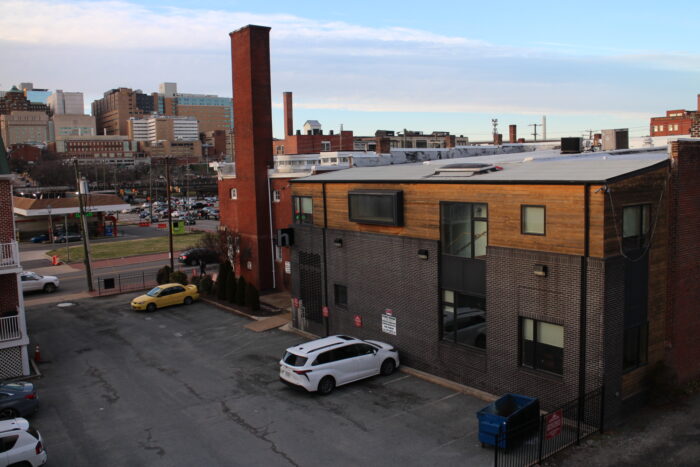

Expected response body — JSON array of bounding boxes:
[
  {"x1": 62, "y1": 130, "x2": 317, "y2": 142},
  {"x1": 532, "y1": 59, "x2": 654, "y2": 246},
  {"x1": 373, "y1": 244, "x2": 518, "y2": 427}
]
[
  {"x1": 292, "y1": 196, "x2": 314, "y2": 224},
  {"x1": 440, "y1": 202, "x2": 488, "y2": 259},
  {"x1": 520, "y1": 317, "x2": 564, "y2": 376},
  {"x1": 622, "y1": 204, "x2": 651, "y2": 250},
  {"x1": 623, "y1": 322, "x2": 649, "y2": 372},
  {"x1": 521, "y1": 205, "x2": 546, "y2": 236},
  {"x1": 440, "y1": 289, "x2": 487, "y2": 349},
  {"x1": 334, "y1": 284, "x2": 348, "y2": 308},
  {"x1": 348, "y1": 190, "x2": 403, "y2": 226}
]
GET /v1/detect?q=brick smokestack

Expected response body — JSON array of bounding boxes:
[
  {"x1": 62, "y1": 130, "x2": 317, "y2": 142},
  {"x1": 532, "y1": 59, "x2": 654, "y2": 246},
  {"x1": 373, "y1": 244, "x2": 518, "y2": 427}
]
[
  {"x1": 283, "y1": 91, "x2": 293, "y2": 136},
  {"x1": 509, "y1": 125, "x2": 517, "y2": 143},
  {"x1": 225, "y1": 24, "x2": 274, "y2": 290}
]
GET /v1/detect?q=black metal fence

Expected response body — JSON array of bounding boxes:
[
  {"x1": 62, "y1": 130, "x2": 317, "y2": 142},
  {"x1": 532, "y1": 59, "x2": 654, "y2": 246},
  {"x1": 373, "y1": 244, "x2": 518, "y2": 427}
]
[
  {"x1": 494, "y1": 387, "x2": 605, "y2": 467},
  {"x1": 97, "y1": 271, "x2": 156, "y2": 295}
]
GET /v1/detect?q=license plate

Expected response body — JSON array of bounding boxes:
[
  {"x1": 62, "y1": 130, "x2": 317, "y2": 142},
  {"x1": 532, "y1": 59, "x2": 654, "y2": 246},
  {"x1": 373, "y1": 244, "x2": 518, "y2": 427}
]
[{"x1": 280, "y1": 367, "x2": 292, "y2": 379}]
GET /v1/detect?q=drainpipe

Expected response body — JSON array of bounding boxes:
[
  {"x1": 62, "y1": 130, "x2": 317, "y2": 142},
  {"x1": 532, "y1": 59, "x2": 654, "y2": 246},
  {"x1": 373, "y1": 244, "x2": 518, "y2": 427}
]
[
  {"x1": 322, "y1": 182, "x2": 329, "y2": 336},
  {"x1": 577, "y1": 183, "x2": 590, "y2": 443},
  {"x1": 267, "y1": 172, "x2": 276, "y2": 290}
]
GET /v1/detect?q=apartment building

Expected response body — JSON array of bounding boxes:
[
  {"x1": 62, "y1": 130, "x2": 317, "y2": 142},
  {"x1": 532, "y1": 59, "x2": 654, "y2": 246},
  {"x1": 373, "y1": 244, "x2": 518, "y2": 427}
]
[
  {"x1": 128, "y1": 115, "x2": 199, "y2": 142},
  {"x1": 47, "y1": 90, "x2": 85, "y2": 115}
]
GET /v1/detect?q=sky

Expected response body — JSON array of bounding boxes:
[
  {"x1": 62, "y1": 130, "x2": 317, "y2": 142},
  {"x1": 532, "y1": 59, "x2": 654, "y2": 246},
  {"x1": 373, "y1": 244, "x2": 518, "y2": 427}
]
[{"x1": 1, "y1": 0, "x2": 699, "y2": 140}]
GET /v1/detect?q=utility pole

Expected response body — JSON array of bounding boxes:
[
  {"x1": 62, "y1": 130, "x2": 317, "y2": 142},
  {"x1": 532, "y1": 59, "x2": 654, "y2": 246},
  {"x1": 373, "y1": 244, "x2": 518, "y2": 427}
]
[
  {"x1": 529, "y1": 123, "x2": 540, "y2": 142},
  {"x1": 148, "y1": 160, "x2": 153, "y2": 220},
  {"x1": 165, "y1": 157, "x2": 174, "y2": 270},
  {"x1": 73, "y1": 160, "x2": 94, "y2": 292}
]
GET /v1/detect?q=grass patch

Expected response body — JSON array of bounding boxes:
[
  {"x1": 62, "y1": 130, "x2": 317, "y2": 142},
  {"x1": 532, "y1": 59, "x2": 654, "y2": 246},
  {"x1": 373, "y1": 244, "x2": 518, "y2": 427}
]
[{"x1": 48, "y1": 232, "x2": 205, "y2": 263}]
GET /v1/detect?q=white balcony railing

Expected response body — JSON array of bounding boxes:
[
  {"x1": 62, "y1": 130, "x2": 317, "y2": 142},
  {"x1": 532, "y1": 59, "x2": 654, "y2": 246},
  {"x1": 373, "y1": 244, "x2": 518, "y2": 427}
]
[
  {"x1": 0, "y1": 315, "x2": 21, "y2": 342},
  {"x1": 0, "y1": 242, "x2": 20, "y2": 271}
]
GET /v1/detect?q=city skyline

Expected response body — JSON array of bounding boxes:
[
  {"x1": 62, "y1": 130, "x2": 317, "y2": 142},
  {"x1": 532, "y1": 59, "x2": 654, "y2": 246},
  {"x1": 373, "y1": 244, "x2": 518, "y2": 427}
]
[{"x1": 1, "y1": 0, "x2": 699, "y2": 139}]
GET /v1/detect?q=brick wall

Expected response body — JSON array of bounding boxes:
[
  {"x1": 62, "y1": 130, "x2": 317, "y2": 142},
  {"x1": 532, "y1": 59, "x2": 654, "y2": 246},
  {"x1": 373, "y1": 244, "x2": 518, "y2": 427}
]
[{"x1": 0, "y1": 180, "x2": 14, "y2": 243}]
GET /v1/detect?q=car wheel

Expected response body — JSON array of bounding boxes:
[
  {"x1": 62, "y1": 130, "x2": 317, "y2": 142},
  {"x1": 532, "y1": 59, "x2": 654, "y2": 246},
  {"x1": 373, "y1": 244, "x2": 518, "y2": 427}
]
[
  {"x1": 0, "y1": 408, "x2": 18, "y2": 419},
  {"x1": 146, "y1": 303, "x2": 157, "y2": 313},
  {"x1": 43, "y1": 283, "x2": 57, "y2": 293},
  {"x1": 184, "y1": 296, "x2": 193, "y2": 305},
  {"x1": 317, "y1": 376, "x2": 335, "y2": 395},
  {"x1": 380, "y1": 359, "x2": 396, "y2": 376}
]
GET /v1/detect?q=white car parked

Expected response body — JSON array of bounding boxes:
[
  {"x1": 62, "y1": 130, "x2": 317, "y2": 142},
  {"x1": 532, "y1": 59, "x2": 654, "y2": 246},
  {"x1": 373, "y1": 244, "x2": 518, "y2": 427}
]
[
  {"x1": 0, "y1": 418, "x2": 47, "y2": 466},
  {"x1": 279, "y1": 335, "x2": 400, "y2": 394},
  {"x1": 20, "y1": 272, "x2": 59, "y2": 294}
]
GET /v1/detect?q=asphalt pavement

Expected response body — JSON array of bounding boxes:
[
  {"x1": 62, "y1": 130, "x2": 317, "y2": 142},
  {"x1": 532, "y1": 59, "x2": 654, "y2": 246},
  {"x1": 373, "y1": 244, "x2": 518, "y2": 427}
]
[{"x1": 27, "y1": 295, "x2": 493, "y2": 467}]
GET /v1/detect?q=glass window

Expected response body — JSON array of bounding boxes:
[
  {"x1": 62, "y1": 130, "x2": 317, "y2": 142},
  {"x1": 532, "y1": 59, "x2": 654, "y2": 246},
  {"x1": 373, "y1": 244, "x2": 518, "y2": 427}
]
[
  {"x1": 442, "y1": 290, "x2": 486, "y2": 348},
  {"x1": 293, "y1": 196, "x2": 313, "y2": 224},
  {"x1": 623, "y1": 323, "x2": 648, "y2": 371},
  {"x1": 622, "y1": 205, "x2": 650, "y2": 250},
  {"x1": 522, "y1": 205, "x2": 545, "y2": 235},
  {"x1": 348, "y1": 191, "x2": 403, "y2": 226},
  {"x1": 283, "y1": 352, "x2": 308, "y2": 367},
  {"x1": 230, "y1": 188, "x2": 237, "y2": 200},
  {"x1": 334, "y1": 284, "x2": 347, "y2": 307},
  {"x1": 521, "y1": 318, "x2": 564, "y2": 375},
  {"x1": 441, "y1": 202, "x2": 488, "y2": 258},
  {"x1": 321, "y1": 141, "x2": 331, "y2": 152},
  {"x1": 272, "y1": 190, "x2": 281, "y2": 203}
]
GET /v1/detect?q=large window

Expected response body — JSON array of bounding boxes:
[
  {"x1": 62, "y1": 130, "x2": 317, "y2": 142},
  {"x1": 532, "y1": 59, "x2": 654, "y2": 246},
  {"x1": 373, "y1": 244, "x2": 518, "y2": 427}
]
[
  {"x1": 622, "y1": 204, "x2": 650, "y2": 250},
  {"x1": 521, "y1": 318, "x2": 564, "y2": 375},
  {"x1": 348, "y1": 190, "x2": 403, "y2": 226},
  {"x1": 293, "y1": 196, "x2": 313, "y2": 224},
  {"x1": 441, "y1": 203, "x2": 487, "y2": 258},
  {"x1": 442, "y1": 290, "x2": 486, "y2": 348},
  {"x1": 334, "y1": 284, "x2": 347, "y2": 308},
  {"x1": 521, "y1": 205, "x2": 545, "y2": 235},
  {"x1": 623, "y1": 324, "x2": 648, "y2": 371}
]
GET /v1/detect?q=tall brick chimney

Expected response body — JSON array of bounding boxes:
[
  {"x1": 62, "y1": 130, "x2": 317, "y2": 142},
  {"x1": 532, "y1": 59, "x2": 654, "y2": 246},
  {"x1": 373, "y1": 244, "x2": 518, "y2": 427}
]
[
  {"x1": 219, "y1": 24, "x2": 274, "y2": 291},
  {"x1": 509, "y1": 125, "x2": 517, "y2": 144},
  {"x1": 283, "y1": 91, "x2": 293, "y2": 136}
]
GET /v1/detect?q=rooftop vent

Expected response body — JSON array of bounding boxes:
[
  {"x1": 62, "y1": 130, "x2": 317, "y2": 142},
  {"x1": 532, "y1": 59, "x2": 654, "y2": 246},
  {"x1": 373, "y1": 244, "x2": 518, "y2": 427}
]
[
  {"x1": 561, "y1": 137, "x2": 583, "y2": 154},
  {"x1": 432, "y1": 162, "x2": 502, "y2": 177}
]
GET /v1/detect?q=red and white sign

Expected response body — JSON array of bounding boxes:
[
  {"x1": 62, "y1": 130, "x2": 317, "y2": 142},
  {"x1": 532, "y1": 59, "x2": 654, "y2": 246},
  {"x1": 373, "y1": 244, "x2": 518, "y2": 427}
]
[
  {"x1": 292, "y1": 298, "x2": 299, "y2": 309},
  {"x1": 384, "y1": 309, "x2": 393, "y2": 316},
  {"x1": 322, "y1": 306, "x2": 329, "y2": 318},
  {"x1": 353, "y1": 315, "x2": 363, "y2": 327},
  {"x1": 545, "y1": 409, "x2": 563, "y2": 440}
]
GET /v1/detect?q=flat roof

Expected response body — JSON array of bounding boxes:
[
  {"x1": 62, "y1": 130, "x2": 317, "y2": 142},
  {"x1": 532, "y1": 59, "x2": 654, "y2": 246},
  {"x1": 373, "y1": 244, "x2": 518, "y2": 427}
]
[{"x1": 292, "y1": 147, "x2": 669, "y2": 184}]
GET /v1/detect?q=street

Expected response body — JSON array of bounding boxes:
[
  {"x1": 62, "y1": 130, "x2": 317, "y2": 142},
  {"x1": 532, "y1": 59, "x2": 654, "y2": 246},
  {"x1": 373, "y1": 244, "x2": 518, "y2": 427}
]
[{"x1": 27, "y1": 295, "x2": 492, "y2": 467}]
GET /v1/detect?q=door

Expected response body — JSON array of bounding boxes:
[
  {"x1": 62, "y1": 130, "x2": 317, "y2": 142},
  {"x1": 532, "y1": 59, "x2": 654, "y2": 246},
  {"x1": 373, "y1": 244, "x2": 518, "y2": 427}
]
[
  {"x1": 158, "y1": 287, "x2": 175, "y2": 306},
  {"x1": 348, "y1": 343, "x2": 380, "y2": 379},
  {"x1": 21, "y1": 274, "x2": 40, "y2": 292},
  {"x1": 326, "y1": 346, "x2": 360, "y2": 385},
  {"x1": 170, "y1": 286, "x2": 186, "y2": 305}
]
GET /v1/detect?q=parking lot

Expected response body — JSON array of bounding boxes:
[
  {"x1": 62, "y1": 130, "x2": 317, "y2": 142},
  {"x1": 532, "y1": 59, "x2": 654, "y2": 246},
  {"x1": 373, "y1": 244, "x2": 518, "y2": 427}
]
[{"x1": 26, "y1": 295, "x2": 492, "y2": 466}]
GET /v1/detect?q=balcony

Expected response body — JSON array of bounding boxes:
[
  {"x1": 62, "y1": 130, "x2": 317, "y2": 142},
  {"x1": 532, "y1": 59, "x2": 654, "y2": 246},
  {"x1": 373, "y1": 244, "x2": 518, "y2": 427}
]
[
  {"x1": 212, "y1": 162, "x2": 236, "y2": 179},
  {"x1": 0, "y1": 315, "x2": 21, "y2": 342},
  {"x1": 0, "y1": 242, "x2": 20, "y2": 272}
]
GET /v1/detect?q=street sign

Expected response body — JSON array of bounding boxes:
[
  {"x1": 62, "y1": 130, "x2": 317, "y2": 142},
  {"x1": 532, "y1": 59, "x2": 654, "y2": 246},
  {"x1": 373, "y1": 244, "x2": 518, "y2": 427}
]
[
  {"x1": 354, "y1": 315, "x2": 363, "y2": 327},
  {"x1": 545, "y1": 409, "x2": 563, "y2": 439},
  {"x1": 381, "y1": 312, "x2": 396, "y2": 335}
]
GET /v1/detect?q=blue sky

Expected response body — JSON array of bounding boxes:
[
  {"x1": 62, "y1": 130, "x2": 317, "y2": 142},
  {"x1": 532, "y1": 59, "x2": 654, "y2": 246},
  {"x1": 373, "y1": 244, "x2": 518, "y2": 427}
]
[{"x1": 1, "y1": 0, "x2": 699, "y2": 140}]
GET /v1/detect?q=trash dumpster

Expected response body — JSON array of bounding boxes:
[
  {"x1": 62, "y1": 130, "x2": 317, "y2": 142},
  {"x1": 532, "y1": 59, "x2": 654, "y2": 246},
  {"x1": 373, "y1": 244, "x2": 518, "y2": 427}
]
[{"x1": 477, "y1": 393, "x2": 540, "y2": 449}]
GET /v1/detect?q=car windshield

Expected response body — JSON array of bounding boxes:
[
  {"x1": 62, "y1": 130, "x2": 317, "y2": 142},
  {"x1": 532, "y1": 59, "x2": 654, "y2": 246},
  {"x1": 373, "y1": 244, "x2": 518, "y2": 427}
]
[
  {"x1": 146, "y1": 287, "x2": 162, "y2": 297},
  {"x1": 283, "y1": 352, "x2": 308, "y2": 367}
]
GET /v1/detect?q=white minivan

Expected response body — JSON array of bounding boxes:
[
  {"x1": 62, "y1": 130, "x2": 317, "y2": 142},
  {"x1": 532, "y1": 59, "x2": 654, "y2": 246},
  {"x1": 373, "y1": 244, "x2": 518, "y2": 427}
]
[
  {"x1": 0, "y1": 418, "x2": 47, "y2": 466},
  {"x1": 279, "y1": 335, "x2": 399, "y2": 394}
]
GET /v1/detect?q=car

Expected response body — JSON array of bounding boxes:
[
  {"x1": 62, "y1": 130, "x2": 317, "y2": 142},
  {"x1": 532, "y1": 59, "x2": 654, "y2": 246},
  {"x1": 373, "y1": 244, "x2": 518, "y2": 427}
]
[
  {"x1": 20, "y1": 272, "x2": 59, "y2": 294},
  {"x1": 279, "y1": 335, "x2": 400, "y2": 395},
  {"x1": 29, "y1": 234, "x2": 50, "y2": 243},
  {"x1": 183, "y1": 216, "x2": 197, "y2": 226},
  {"x1": 0, "y1": 417, "x2": 47, "y2": 466},
  {"x1": 0, "y1": 382, "x2": 39, "y2": 419},
  {"x1": 178, "y1": 248, "x2": 218, "y2": 266},
  {"x1": 208, "y1": 209, "x2": 220, "y2": 220},
  {"x1": 130, "y1": 283, "x2": 200, "y2": 312},
  {"x1": 53, "y1": 233, "x2": 81, "y2": 243}
]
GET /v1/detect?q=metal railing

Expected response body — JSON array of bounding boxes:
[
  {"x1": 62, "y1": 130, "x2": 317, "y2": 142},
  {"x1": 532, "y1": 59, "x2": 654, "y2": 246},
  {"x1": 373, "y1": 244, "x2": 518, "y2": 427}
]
[
  {"x1": 0, "y1": 315, "x2": 21, "y2": 342},
  {"x1": 494, "y1": 387, "x2": 605, "y2": 467},
  {"x1": 0, "y1": 242, "x2": 20, "y2": 270}
]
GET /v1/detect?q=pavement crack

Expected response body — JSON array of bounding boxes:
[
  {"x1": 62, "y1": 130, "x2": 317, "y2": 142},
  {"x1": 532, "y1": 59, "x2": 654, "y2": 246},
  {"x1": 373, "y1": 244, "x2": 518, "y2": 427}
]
[
  {"x1": 85, "y1": 365, "x2": 120, "y2": 404},
  {"x1": 220, "y1": 400, "x2": 299, "y2": 467},
  {"x1": 138, "y1": 428, "x2": 165, "y2": 457}
]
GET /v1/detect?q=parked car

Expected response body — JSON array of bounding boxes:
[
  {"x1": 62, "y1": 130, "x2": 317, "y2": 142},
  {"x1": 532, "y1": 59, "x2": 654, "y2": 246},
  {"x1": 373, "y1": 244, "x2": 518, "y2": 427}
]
[
  {"x1": 53, "y1": 233, "x2": 81, "y2": 243},
  {"x1": 29, "y1": 234, "x2": 50, "y2": 243},
  {"x1": 130, "y1": 283, "x2": 200, "y2": 312},
  {"x1": 208, "y1": 209, "x2": 220, "y2": 220},
  {"x1": 20, "y1": 272, "x2": 59, "y2": 294},
  {"x1": 0, "y1": 417, "x2": 47, "y2": 466},
  {"x1": 279, "y1": 335, "x2": 399, "y2": 394},
  {"x1": 183, "y1": 216, "x2": 197, "y2": 226},
  {"x1": 0, "y1": 382, "x2": 39, "y2": 419},
  {"x1": 178, "y1": 248, "x2": 218, "y2": 266}
]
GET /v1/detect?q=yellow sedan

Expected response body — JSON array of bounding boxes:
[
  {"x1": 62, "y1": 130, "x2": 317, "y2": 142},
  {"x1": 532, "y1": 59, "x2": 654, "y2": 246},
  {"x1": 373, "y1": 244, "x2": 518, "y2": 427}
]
[{"x1": 131, "y1": 283, "x2": 199, "y2": 312}]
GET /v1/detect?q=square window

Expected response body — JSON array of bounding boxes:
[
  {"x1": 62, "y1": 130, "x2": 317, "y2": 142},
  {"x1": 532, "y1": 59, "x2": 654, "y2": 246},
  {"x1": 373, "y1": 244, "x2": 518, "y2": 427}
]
[
  {"x1": 520, "y1": 318, "x2": 564, "y2": 375},
  {"x1": 348, "y1": 190, "x2": 403, "y2": 226},
  {"x1": 293, "y1": 196, "x2": 313, "y2": 224},
  {"x1": 521, "y1": 205, "x2": 546, "y2": 235},
  {"x1": 272, "y1": 189, "x2": 281, "y2": 203},
  {"x1": 441, "y1": 290, "x2": 486, "y2": 348},
  {"x1": 230, "y1": 188, "x2": 237, "y2": 200},
  {"x1": 440, "y1": 202, "x2": 488, "y2": 258},
  {"x1": 334, "y1": 284, "x2": 347, "y2": 307},
  {"x1": 622, "y1": 204, "x2": 650, "y2": 250}
]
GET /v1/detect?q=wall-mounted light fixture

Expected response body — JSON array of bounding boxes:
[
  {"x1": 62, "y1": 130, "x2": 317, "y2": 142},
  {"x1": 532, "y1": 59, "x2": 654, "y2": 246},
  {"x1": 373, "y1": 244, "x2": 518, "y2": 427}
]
[
  {"x1": 333, "y1": 238, "x2": 343, "y2": 248},
  {"x1": 417, "y1": 249, "x2": 429, "y2": 260},
  {"x1": 534, "y1": 264, "x2": 547, "y2": 277}
]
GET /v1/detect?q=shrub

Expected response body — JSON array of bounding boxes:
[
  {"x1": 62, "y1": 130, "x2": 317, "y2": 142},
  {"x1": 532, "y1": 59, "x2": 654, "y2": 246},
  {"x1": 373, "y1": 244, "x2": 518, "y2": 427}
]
[
  {"x1": 245, "y1": 282, "x2": 260, "y2": 311},
  {"x1": 190, "y1": 275, "x2": 202, "y2": 287},
  {"x1": 199, "y1": 275, "x2": 214, "y2": 295},
  {"x1": 226, "y1": 269, "x2": 237, "y2": 303},
  {"x1": 235, "y1": 276, "x2": 246, "y2": 306},
  {"x1": 195, "y1": 231, "x2": 223, "y2": 260},
  {"x1": 216, "y1": 262, "x2": 229, "y2": 300},
  {"x1": 169, "y1": 270, "x2": 188, "y2": 285},
  {"x1": 156, "y1": 265, "x2": 172, "y2": 284}
]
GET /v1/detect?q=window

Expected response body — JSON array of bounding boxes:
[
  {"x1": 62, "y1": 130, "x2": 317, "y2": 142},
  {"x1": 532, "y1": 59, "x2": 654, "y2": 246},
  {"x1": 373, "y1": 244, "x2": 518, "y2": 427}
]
[
  {"x1": 622, "y1": 204, "x2": 650, "y2": 250},
  {"x1": 230, "y1": 188, "x2": 237, "y2": 200},
  {"x1": 623, "y1": 323, "x2": 648, "y2": 371},
  {"x1": 442, "y1": 290, "x2": 486, "y2": 348},
  {"x1": 321, "y1": 141, "x2": 331, "y2": 152},
  {"x1": 334, "y1": 284, "x2": 347, "y2": 307},
  {"x1": 521, "y1": 205, "x2": 546, "y2": 235},
  {"x1": 272, "y1": 189, "x2": 281, "y2": 203},
  {"x1": 348, "y1": 190, "x2": 403, "y2": 226},
  {"x1": 659, "y1": 125, "x2": 664, "y2": 131},
  {"x1": 521, "y1": 318, "x2": 564, "y2": 375},
  {"x1": 293, "y1": 196, "x2": 313, "y2": 224},
  {"x1": 653, "y1": 125, "x2": 658, "y2": 132},
  {"x1": 441, "y1": 203, "x2": 488, "y2": 258}
]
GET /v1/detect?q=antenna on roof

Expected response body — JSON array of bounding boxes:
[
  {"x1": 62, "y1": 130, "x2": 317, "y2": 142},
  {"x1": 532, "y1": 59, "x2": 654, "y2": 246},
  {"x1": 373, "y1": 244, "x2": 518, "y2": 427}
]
[
  {"x1": 529, "y1": 123, "x2": 540, "y2": 142},
  {"x1": 491, "y1": 119, "x2": 499, "y2": 137}
]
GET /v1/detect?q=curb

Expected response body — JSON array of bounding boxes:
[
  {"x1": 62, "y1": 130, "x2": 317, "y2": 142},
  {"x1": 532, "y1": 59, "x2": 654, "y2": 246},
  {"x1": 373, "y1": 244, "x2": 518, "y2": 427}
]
[
  {"x1": 398, "y1": 366, "x2": 498, "y2": 403},
  {"x1": 201, "y1": 297, "x2": 261, "y2": 321}
]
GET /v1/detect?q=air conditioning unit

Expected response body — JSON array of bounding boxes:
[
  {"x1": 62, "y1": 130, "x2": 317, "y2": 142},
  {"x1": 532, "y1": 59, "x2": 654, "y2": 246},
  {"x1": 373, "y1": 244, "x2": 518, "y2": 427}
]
[{"x1": 560, "y1": 137, "x2": 583, "y2": 154}]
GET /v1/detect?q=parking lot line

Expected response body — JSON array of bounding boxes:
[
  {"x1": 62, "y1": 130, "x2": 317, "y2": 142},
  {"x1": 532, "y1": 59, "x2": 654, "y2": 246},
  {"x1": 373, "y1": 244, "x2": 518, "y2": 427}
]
[{"x1": 382, "y1": 374, "x2": 411, "y2": 386}]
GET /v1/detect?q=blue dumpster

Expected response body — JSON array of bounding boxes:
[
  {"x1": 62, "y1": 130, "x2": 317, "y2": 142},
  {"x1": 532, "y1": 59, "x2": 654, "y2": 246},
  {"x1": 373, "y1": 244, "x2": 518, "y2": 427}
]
[{"x1": 477, "y1": 393, "x2": 540, "y2": 449}]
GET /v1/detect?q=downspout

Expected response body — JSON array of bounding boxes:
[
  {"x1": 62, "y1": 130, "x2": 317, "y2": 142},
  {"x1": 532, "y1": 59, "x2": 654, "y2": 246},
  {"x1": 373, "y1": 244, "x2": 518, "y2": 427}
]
[
  {"x1": 322, "y1": 182, "x2": 329, "y2": 336},
  {"x1": 267, "y1": 172, "x2": 276, "y2": 290},
  {"x1": 577, "y1": 183, "x2": 590, "y2": 443}
]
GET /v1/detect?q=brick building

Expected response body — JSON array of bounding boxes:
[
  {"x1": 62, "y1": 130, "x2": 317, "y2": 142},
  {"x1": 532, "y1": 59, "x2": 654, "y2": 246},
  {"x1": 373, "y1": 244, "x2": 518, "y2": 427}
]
[
  {"x1": 0, "y1": 111, "x2": 50, "y2": 148},
  {"x1": 649, "y1": 94, "x2": 699, "y2": 136},
  {"x1": 50, "y1": 135, "x2": 144, "y2": 165},
  {"x1": 0, "y1": 135, "x2": 31, "y2": 378},
  {"x1": 0, "y1": 86, "x2": 51, "y2": 116},
  {"x1": 289, "y1": 142, "x2": 700, "y2": 418},
  {"x1": 353, "y1": 130, "x2": 469, "y2": 152}
]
